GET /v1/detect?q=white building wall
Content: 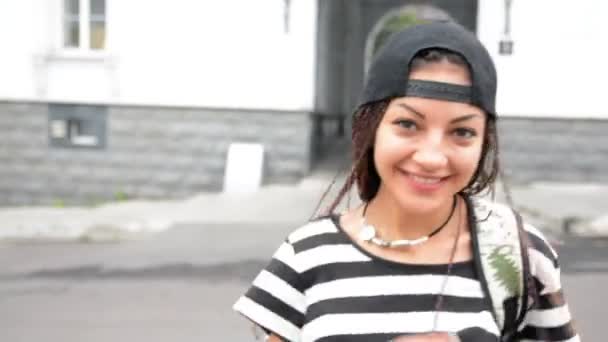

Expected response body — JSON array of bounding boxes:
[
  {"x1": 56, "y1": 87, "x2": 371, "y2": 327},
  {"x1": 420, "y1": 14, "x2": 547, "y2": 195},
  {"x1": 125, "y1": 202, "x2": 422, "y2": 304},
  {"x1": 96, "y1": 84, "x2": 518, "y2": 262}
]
[
  {"x1": 478, "y1": 0, "x2": 608, "y2": 119},
  {"x1": 0, "y1": 0, "x2": 318, "y2": 111},
  {"x1": 3, "y1": 0, "x2": 606, "y2": 119},
  {"x1": 0, "y1": 1, "x2": 41, "y2": 98}
]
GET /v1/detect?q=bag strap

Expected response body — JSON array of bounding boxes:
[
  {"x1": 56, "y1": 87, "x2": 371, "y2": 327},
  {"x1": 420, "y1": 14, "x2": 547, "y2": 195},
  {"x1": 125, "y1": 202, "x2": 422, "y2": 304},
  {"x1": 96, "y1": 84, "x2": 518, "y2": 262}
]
[
  {"x1": 510, "y1": 208, "x2": 545, "y2": 340},
  {"x1": 499, "y1": 208, "x2": 536, "y2": 341},
  {"x1": 472, "y1": 198, "x2": 526, "y2": 340}
]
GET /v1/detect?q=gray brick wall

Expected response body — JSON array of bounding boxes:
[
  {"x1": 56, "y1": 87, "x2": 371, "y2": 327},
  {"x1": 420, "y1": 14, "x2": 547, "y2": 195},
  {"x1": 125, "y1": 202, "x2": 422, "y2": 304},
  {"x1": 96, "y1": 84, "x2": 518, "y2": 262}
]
[
  {"x1": 2, "y1": 101, "x2": 606, "y2": 206},
  {"x1": 0, "y1": 101, "x2": 314, "y2": 206},
  {"x1": 499, "y1": 117, "x2": 608, "y2": 184}
]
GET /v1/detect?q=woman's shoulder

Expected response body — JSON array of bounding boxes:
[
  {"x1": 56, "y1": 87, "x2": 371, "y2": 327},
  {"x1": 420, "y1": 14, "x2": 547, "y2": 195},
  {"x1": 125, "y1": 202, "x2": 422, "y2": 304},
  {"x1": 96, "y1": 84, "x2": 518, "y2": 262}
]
[
  {"x1": 274, "y1": 216, "x2": 364, "y2": 274},
  {"x1": 283, "y1": 215, "x2": 342, "y2": 248},
  {"x1": 471, "y1": 197, "x2": 559, "y2": 265}
]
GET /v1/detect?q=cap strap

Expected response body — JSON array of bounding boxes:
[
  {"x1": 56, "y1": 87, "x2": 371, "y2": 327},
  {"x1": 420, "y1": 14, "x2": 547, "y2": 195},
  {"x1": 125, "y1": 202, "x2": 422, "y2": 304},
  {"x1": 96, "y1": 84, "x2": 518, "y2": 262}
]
[{"x1": 405, "y1": 79, "x2": 472, "y2": 103}]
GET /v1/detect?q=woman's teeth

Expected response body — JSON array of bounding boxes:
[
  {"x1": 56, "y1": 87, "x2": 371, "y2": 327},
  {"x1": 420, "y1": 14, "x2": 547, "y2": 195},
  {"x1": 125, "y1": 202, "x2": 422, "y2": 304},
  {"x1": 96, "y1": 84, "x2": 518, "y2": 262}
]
[{"x1": 410, "y1": 174, "x2": 442, "y2": 184}]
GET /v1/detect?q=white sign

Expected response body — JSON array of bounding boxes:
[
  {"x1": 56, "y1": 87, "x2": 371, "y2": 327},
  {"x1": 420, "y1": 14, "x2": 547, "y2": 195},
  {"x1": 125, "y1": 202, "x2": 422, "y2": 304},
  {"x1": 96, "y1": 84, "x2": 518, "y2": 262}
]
[
  {"x1": 50, "y1": 120, "x2": 67, "y2": 138},
  {"x1": 223, "y1": 143, "x2": 265, "y2": 193}
]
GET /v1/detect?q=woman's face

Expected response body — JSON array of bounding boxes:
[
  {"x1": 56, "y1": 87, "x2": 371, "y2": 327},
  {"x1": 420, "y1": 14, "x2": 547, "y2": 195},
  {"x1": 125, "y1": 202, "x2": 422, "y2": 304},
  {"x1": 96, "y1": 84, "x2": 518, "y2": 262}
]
[{"x1": 373, "y1": 61, "x2": 486, "y2": 212}]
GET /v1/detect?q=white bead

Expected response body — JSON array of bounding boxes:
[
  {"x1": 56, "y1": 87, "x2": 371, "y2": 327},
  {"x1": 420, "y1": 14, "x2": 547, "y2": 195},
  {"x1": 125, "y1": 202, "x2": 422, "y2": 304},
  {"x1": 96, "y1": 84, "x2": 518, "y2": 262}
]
[{"x1": 359, "y1": 225, "x2": 376, "y2": 241}]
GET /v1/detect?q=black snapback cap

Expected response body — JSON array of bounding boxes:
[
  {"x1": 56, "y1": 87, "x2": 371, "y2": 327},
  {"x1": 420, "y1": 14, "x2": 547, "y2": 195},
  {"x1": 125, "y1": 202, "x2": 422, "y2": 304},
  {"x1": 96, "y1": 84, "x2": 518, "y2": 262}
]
[{"x1": 360, "y1": 22, "x2": 497, "y2": 117}]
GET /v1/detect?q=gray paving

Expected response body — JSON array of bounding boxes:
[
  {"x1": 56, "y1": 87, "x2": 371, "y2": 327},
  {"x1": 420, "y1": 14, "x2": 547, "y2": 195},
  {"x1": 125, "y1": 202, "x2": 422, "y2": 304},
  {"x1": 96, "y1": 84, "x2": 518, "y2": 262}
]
[
  {"x1": 0, "y1": 223, "x2": 607, "y2": 341},
  {"x1": 2, "y1": 179, "x2": 608, "y2": 241},
  {"x1": 1, "y1": 173, "x2": 607, "y2": 341}
]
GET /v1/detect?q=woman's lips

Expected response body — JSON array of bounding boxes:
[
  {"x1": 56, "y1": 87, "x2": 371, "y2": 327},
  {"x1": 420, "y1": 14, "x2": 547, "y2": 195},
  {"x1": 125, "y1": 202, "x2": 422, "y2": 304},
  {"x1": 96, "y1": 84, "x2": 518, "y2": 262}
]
[{"x1": 399, "y1": 170, "x2": 449, "y2": 191}]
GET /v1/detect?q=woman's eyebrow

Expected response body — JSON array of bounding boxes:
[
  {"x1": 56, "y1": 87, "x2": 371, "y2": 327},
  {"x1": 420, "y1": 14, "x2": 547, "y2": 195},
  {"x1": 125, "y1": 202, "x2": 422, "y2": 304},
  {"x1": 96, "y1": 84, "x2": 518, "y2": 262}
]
[
  {"x1": 450, "y1": 114, "x2": 482, "y2": 124},
  {"x1": 397, "y1": 103, "x2": 482, "y2": 123},
  {"x1": 396, "y1": 103, "x2": 425, "y2": 119}
]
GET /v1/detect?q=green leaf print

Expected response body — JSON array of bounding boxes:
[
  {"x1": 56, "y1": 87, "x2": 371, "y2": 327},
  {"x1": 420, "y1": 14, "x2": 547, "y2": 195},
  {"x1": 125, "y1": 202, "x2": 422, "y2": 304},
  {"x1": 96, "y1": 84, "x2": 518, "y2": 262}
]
[{"x1": 488, "y1": 246, "x2": 521, "y2": 296}]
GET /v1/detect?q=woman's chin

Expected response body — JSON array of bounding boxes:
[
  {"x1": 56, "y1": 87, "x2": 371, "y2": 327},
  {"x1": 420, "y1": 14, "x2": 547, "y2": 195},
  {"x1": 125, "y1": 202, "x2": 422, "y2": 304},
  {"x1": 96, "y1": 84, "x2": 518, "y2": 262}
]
[
  {"x1": 376, "y1": 178, "x2": 461, "y2": 213},
  {"x1": 393, "y1": 193, "x2": 449, "y2": 214}
]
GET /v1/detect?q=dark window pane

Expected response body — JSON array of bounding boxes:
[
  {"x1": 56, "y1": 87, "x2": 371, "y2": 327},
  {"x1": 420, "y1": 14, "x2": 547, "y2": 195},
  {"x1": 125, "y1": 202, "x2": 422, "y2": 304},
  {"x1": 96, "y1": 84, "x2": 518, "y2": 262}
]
[
  {"x1": 49, "y1": 104, "x2": 108, "y2": 149},
  {"x1": 90, "y1": 21, "x2": 105, "y2": 49},
  {"x1": 91, "y1": 0, "x2": 105, "y2": 16},
  {"x1": 65, "y1": 0, "x2": 79, "y2": 15},
  {"x1": 64, "y1": 20, "x2": 79, "y2": 47}
]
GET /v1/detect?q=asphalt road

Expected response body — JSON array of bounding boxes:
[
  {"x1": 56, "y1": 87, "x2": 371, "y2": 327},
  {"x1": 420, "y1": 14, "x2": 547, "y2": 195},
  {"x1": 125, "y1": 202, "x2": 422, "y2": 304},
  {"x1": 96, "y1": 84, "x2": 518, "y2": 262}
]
[{"x1": 0, "y1": 224, "x2": 606, "y2": 341}]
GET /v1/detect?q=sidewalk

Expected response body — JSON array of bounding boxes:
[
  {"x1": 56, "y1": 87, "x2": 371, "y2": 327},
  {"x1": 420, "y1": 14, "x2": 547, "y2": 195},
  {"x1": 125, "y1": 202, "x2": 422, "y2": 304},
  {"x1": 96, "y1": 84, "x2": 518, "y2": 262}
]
[{"x1": 0, "y1": 172, "x2": 607, "y2": 241}]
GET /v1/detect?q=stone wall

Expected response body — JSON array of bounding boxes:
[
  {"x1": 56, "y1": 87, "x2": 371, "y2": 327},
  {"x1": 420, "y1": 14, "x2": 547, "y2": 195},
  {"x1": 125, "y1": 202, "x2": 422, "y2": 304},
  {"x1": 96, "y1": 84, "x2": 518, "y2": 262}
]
[
  {"x1": 0, "y1": 101, "x2": 313, "y2": 206},
  {"x1": 2, "y1": 100, "x2": 607, "y2": 206},
  {"x1": 499, "y1": 117, "x2": 608, "y2": 184}
]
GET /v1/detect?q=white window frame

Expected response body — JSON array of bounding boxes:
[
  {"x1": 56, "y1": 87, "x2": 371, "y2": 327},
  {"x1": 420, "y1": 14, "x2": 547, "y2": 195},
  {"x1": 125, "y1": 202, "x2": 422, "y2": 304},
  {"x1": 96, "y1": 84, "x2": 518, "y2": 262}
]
[{"x1": 59, "y1": 0, "x2": 107, "y2": 56}]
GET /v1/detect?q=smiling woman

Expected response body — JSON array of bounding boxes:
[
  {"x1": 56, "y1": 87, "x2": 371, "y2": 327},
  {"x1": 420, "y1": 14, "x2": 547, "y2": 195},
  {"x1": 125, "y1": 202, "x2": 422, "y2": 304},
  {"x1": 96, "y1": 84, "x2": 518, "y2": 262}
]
[
  {"x1": 370, "y1": 57, "x2": 487, "y2": 217},
  {"x1": 233, "y1": 22, "x2": 579, "y2": 342}
]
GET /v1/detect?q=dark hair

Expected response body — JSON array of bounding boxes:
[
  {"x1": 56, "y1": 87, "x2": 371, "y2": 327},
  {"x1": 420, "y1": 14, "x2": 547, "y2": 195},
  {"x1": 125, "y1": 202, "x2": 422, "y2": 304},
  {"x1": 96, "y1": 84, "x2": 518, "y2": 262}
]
[{"x1": 320, "y1": 48, "x2": 501, "y2": 215}]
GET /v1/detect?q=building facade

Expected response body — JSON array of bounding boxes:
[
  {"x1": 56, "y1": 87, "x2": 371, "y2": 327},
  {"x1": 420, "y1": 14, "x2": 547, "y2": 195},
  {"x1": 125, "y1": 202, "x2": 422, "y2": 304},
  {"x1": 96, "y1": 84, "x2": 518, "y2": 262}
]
[{"x1": 1, "y1": 0, "x2": 607, "y2": 205}]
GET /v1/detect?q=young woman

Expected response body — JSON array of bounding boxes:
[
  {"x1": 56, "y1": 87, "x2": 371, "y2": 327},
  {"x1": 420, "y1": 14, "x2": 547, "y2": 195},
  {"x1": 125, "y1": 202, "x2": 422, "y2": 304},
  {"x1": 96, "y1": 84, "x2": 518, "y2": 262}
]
[{"x1": 234, "y1": 22, "x2": 579, "y2": 342}]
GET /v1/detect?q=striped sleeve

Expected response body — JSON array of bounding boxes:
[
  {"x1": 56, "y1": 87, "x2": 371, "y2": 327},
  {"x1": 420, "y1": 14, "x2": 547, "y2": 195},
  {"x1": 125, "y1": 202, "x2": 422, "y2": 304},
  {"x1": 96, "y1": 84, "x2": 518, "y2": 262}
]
[
  {"x1": 514, "y1": 225, "x2": 580, "y2": 342},
  {"x1": 233, "y1": 240, "x2": 305, "y2": 342}
]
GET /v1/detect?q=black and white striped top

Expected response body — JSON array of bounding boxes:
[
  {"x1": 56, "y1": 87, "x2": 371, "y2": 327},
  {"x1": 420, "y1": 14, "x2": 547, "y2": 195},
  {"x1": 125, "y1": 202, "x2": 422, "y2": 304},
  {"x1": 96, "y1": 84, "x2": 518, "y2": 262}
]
[{"x1": 234, "y1": 212, "x2": 579, "y2": 342}]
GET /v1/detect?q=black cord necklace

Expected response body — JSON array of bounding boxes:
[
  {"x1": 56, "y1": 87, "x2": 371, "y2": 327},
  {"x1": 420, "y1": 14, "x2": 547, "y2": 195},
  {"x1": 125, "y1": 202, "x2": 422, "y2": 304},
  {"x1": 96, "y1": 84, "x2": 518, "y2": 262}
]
[{"x1": 358, "y1": 195, "x2": 458, "y2": 248}]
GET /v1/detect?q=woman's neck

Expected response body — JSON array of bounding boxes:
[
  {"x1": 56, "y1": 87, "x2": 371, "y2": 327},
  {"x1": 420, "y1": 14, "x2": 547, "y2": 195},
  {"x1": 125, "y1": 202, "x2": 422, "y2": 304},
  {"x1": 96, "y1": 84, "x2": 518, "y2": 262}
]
[{"x1": 364, "y1": 188, "x2": 459, "y2": 241}]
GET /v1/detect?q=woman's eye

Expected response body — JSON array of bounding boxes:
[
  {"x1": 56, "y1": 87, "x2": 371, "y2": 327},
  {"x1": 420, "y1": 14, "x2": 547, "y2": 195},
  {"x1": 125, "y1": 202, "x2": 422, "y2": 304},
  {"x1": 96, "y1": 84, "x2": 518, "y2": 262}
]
[
  {"x1": 453, "y1": 128, "x2": 477, "y2": 139},
  {"x1": 395, "y1": 120, "x2": 418, "y2": 131}
]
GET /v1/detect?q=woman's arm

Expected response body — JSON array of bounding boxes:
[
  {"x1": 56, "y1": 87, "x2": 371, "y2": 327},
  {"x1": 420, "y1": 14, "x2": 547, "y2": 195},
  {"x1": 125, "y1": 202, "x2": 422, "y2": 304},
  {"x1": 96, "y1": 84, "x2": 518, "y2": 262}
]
[
  {"x1": 266, "y1": 333, "x2": 285, "y2": 342},
  {"x1": 233, "y1": 240, "x2": 305, "y2": 342},
  {"x1": 514, "y1": 226, "x2": 580, "y2": 341}
]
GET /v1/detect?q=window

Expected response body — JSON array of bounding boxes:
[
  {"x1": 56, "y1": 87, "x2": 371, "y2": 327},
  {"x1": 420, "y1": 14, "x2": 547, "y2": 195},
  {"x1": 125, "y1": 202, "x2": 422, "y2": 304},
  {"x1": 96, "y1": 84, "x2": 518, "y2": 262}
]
[
  {"x1": 63, "y1": 0, "x2": 106, "y2": 50},
  {"x1": 49, "y1": 104, "x2": 107, "y2": 149}
]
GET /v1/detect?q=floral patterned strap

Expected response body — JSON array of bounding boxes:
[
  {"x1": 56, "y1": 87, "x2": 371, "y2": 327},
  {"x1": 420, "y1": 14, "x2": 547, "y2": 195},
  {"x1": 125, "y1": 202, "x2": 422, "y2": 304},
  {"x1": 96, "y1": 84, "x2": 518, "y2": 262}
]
[{"x1": 472, "y1": 198, "x2": 525, "y2": 338}]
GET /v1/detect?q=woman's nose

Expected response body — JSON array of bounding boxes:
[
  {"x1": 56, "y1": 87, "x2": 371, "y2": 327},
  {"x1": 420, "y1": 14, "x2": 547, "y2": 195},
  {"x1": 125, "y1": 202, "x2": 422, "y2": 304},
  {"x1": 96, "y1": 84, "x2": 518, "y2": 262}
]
[{"x1": 411, "y1": 139, "x2": 448, "y2": 171}]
